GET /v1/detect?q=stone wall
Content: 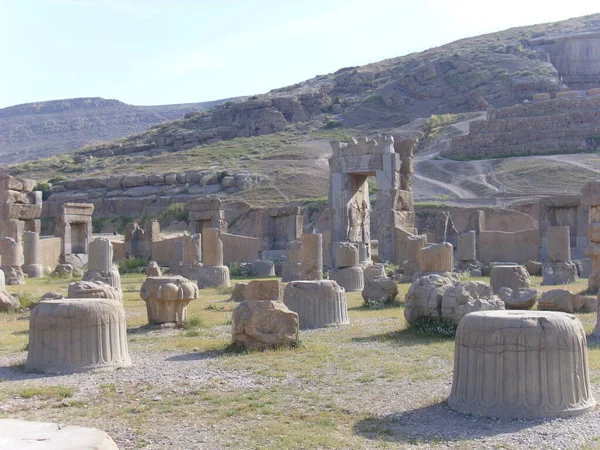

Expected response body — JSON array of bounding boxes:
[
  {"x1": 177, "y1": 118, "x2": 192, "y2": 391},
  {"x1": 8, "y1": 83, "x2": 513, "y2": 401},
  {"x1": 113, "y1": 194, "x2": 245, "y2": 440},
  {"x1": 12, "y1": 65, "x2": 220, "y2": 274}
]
[
  {"x1": 221, "y1": 233, "x2": 261, "y2": 265},
  {"x1": 477, "y1": 229, "x2": 540, "y2": 264},
  {"x1": 446, "y1": 91, "x2": 600, "y2": 158},
  {"x1": 38, "y1": 237, "x2": 61, "y2": 270},
  {"x1": 43, "y1": 170, "x2": 261, "y2": 218}
]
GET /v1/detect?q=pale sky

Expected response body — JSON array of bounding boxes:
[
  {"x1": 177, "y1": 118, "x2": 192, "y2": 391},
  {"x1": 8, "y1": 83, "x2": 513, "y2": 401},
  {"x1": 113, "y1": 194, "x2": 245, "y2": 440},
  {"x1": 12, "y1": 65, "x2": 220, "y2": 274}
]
[{"x1": 0, "y1": 0, "x2": 598, "y2": 109}]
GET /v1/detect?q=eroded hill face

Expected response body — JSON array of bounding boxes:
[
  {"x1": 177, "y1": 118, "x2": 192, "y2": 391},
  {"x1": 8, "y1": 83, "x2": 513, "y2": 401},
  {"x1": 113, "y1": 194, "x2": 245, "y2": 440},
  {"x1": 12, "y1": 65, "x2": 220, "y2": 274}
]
[{"x1": 0, "y1": 97, "x2": 241, "y2": 165}]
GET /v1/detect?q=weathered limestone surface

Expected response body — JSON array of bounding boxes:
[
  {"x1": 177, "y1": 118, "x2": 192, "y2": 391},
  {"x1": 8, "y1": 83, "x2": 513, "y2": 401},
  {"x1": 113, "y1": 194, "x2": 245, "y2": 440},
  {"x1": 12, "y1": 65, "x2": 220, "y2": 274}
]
[
  {"x1": 329, "y1": 136, "x2": 415, "y2": 265},
  {"x1": 448, "y1": 93, "x2": 600, "y2": 159},
  {"x1": 404, "y1": 274, "x2": 457, "y2": 324},
  {"x1": 537, "y1": 289, "x2": 597, "y2": 313},
  {"x1": 229, "y1": 282, "x2": 248, "y2": 302},
  {"x1": 498, "y1": 287, "x2": 538, "y2": 310},
  {"x1": 458, "y1": 231, "x2": 476, "y2": 261},
  {"x1": 243, "y1": 279, "x2": 283, "y2": 301},
  {"x1": 300, "y1": 233, "x2": 323, "y2": 280},
  {"x1": 525, "y1": 260, "x2": 543, "y2": 276},
  {"x1": 547, "y1": 226, "x2": 571, "y2": 262},
  {"x1": 448, "y1": 311, "x2": 596, "y2": 419},
  {"x1": 140, "y1": 276, "x2": 198, "y2": 324},
  {"x1": 56, "y1": 202, "x2": 94, "y2": 268},
  {"x1": 333, "y1": 242, "x2": 359, "y2": 268},
  {"x1": 0, "y1": 236, "x2": 24, "y2": 285},
  {"x1": 197, "y1": 265, "x2": 230, "y2": 289},
  {"x1": 362, "y1": 276, "x2": 398, "y2": 308},
  {"x1": 418, "y1": 242, "x2": 454, "y2": 273},
  {"x1": 232, "y1": 301, "x2": 299, "y2": 348},
  {"x1": 0, "y1": 419, "x2": 119, "y2": 450},
  {"x1": 330, "y1": 266, "x2": 364, "y2": 292},
  {"x1": 145, "y1": 261, "x2": 162, "y2": 277},
  {"x1": 283, "y1": 280, "x2": 349, "y2": 329},
  {"x1": 0, "y1": 289, "x2": 19, "y2": 311},
  {"x1": 67, "y1": 281, "x2": 122, "y2": 303},
  {"x1": 187, "y1": 197, "x2": 228, "y2": 233},
  {"x1": 250, "y1": 260, "x2": 275, "y2": 277},
  {"x1": 282, "y1": 239, "x2": 302, "y2": 282},
  {"x1": 23, "y1": 231, "x2": 43, "y2": 278},
  {"x1": 490, "y1": 265, "x2": 531, "y2": 293},
  {"x1": 202, "y1": 228, "x2": 224, "y2": 266},
  {"x1": 363, "y1": 263, "x2": 386, "y2": 284},
  {"x1": 261, "y1": 206, "x2": 302, "y2": 254},
  {"x1": 441, "y1": 282, "x2": 505, "y2": 324},
  {"x1": 0, "y1": 269, "x2": 4, "y2": 290},
  {"x1": 25, "y1": 298, "x2": 131, "y2": 374},
  {"x1": 543, "y1": 261, "x2": 578, "y2": 285},
  {"x1": 83, "y1": 238, "x2": 121, "y2": 292}
]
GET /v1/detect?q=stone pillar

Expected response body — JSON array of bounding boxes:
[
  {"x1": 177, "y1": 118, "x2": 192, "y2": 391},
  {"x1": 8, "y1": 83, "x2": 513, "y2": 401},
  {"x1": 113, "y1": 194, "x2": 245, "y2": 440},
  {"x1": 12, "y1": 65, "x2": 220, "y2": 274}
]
[
  {"x1": 173, "y1": 241, "x2": 185, "y2": 264},
  {"x1": 23, "y1": 231, "x2": 43, "y2": 278},
  {"x1": 490, "y1": 265, "x2": 531, "y2": 294},
  {"x1": 198, "y1": 228, "x2": 229, "y2": 288},
  {"x1": 300, "y1": 233, "x2": 323, "y2": 280},
  {"x1": 0, "y1": 237, "x2": 24, "y2": 285},
  {"x1": 458, "y1": 231, "x2": 476, "y2": 262},
  {"x1": 282, "y1": 240, "x2": 302, "y2": 282},
  {"x1": 202, "y1": 228, "x2": 223, "y2": 266},
  {"x1": 83, "y1": 238, "x2": 121, "y2": 291},
  {"x1": 448, "y1": 311, "x2": 596, "y2": 419},
  {"x1": 547, "y1": 226, "x2": 571, "y2": 262},
  {"x1": 333, "y1": 242, "x2": 359, "y2": 268},
  {"x1": 583, "y1": 184, "x2": 600, "y2": 291},
  {"x1": 88, "y1": 238, "x2": 113, "y2": 272},
  {"x1": 417, "y1": 242, "x2": 453, "y2": 273},
  {"x1": 143, "y1": 219, "x2": 160, "y2": 259},
  {"x1": 330, "y1": 241, "x2": 364, "y2": 292}
]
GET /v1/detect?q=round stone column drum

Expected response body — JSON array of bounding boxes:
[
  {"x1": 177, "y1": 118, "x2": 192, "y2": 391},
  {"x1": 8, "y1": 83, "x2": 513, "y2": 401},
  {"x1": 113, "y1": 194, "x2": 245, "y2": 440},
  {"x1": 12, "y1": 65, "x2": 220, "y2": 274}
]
[
  {"x1": 284, "y1": 280, "x2": 349, "y2": 329},
  {"x1": 140, "y1": 276, "x2": 198, "y2": 324},
  {"x1": 26, "y1": 299, "x2": 131, "y2": 374},
  {"x1": 448, "y1": 311, "x2": 596, "y2": 419}
]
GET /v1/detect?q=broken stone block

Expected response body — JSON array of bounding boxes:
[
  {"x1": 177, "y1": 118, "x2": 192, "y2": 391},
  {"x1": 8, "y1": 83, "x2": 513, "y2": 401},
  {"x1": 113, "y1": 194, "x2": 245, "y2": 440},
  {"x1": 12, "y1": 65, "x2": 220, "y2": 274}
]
[
  {"x1": 249, "y1": 260, "x2": 275, "y2": 277},
  {"x1": 543, "y1": 261, "x2": 578, "y2": 285},
  {"x1": 441, "y1": 281, "x2": 504, "y2": 324},
  {"x1": 363, "y1": 263, "x2": 386, "y2": 285},
  {"x1": 284, "y1": 280, "x2": 349, "y2": 329},
  {"x1": 0, "y1": 419, "x2": 120, "y2": 450},
  {"x1": 538, "y1": 289, "x2": 578, "y2": 313},
  {"x1": 0, "y1": 289, "x2": 19, "y2": 311},
  {"x1": 333, "y1": 242, "x2": 359, "y2": 268},
  {"x1": 243, "y1": 279, "x2": 283, "y2": 302},
  {"x1": 404, "y1": 274, "x2": 456, "y2": 324},
  {"x1": 448, "y1": 311, "x2": 596, "y2": 419},
  {"x1": 67, "y1": 280, "x2": 122, "y2": 303},
  {"x1": 229, "y1": 282, "x2": 248, "y2": 302},
  {"x1": 417, "y1": 242, "x2": 454, "y2": 272},
  {"x1": 490, "y1": 265, "x2": 531, "y2": 294},
  {"x1": 362, "y1": 276, "x2": 398, "y2": 308},
  {"x1": 525, "y1": 260, "x2": 543, "y2": 276},
  {"x1": 145, "y1": 260, "x2": 162, "y2": 277},
  {"x1": 232, "y1": 301, "x2": 299, "y2": 348},
  {"x1": 498, "y1": 287, "x2": 537, "y2": 310}
]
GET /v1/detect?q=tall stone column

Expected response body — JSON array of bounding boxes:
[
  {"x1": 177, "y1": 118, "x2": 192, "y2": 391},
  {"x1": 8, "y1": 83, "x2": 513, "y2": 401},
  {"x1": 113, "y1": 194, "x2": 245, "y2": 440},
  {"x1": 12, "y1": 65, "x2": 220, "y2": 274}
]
[
  {"x1": 300, "y1": 233, "x2": 323, "y2": 281},
  {"x1": 197, "y1": 228, "x2": 229, "y2": 288},
  {"x1": 23, "y1": 231, "x2": 43, "y2": 278},
  {"x1": 458, "y1": 231, "x2": 477, "y2": 262}
]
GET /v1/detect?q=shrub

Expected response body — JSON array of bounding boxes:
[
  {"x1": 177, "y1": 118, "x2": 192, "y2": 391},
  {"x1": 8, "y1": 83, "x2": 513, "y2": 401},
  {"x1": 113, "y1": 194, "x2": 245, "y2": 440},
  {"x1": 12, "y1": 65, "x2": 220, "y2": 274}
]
[
  {"x1": 412, "y1": 317, "x2": 457, "y2": 337},
  {"x1": 17, "y1": 293, "x2": 41, "y2": 309},
  {"x1": 157, "y1": 203, "x2": 188, "y2": 223},
  {"x1": 323, "y1": 120, "x2": 343, "y2": 129},
  {"x1": 228, "y1": 261, "x2": 250, "y2": 277},
  {"x1": 181, "y1": 313, "x2": 206, "y2": 330},
  {"x1": 117, "y1": 257, "x2": 147, "y2": 274},
  {"x1": 36, "y1": 182, "x2": 52, "y2": 200}
]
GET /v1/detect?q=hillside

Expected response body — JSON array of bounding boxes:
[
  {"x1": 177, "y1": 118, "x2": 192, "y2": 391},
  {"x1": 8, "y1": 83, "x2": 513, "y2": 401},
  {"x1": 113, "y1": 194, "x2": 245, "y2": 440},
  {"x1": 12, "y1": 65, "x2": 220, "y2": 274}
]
[
  {"x1": 63, "y1": 13, "x2": 600, "y2": 160},
  {"x1": 0, "y1": 96, "x2": 242, "y2": 164}
]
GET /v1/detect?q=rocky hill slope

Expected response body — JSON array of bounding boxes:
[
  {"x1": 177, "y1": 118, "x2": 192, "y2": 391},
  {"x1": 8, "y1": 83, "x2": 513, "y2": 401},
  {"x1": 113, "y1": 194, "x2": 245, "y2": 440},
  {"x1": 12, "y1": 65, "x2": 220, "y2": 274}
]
[
  {"x1": 67, "y1": 14, "x2": 600, "y2": 160},
  {"x1": 0, "y1": 97, "x2": 241, "y2": 164}
]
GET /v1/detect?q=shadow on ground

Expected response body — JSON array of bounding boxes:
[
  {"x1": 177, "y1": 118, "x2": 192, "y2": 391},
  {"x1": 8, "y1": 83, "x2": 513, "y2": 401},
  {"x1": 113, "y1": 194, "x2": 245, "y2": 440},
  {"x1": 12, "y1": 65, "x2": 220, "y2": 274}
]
[
  {"x1": 354, "y1": 402, "x2": 542, "y2": 444},
  {"x1": 352, "y1": 327, "x2": 454, "y2": 347}
]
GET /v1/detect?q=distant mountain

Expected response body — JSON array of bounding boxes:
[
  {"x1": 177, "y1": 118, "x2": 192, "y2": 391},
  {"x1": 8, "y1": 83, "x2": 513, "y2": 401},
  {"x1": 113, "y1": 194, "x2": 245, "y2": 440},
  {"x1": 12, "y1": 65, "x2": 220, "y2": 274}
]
[
  {"x1": 0, "y1": 96, "x2": 242, "y2": 164},
  {"x1": 70, "y1": 13, "x2": 600, "y2": 160}
]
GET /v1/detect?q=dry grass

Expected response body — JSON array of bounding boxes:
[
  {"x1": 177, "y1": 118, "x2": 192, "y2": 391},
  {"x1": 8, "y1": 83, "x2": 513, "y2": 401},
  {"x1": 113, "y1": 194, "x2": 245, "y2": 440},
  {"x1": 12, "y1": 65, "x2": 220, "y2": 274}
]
[{"x1": 2, "y1": 274, "x2": 600, "y2": 448}]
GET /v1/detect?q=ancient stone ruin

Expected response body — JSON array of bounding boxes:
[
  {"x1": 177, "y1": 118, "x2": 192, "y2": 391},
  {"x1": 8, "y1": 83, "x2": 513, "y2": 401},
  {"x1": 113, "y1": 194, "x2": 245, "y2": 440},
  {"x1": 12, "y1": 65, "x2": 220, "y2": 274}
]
[
  {"x1": 582, "y1": 181, "x2": 600, "y2": 291},
  {"x1": 140, "y1": 276, "x2": 198, "y2": 324},
  {"x1": 328, "y1": 135, "x2": 415, "y2": 264},
  {"x1": 56, "y1": 202, "x2": 94, "y2": 268},
  {"x1": 187, "y1": 197, "x2": 228, "y2": 233},
  {"x1": 261, "y1": 206, "x2": 302, "y2": 261},
  {"x1": 543, "y1": 226, "x2": 578, "y2": 285},
  {"x1": 26, "y1": 298, "x2": 131, "y2": 374},
  {"x1": 283, "y1": 280, "x2": 349, "y2": 329},
  {"x1": 330, "y1": 241, "x2": 364, "y2": 292},
  {"x1": 449, "y1": 311, "x2": 596, "y2": 419},
  {"x1": 197, "y1": 228, "x2": 230, "y2": 288}
]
